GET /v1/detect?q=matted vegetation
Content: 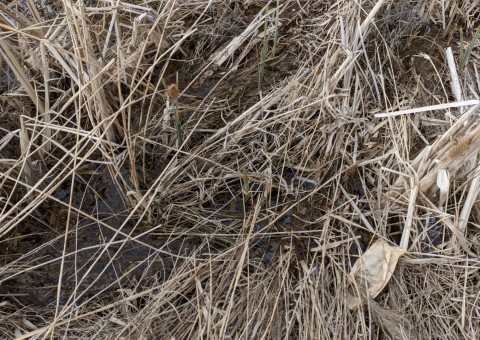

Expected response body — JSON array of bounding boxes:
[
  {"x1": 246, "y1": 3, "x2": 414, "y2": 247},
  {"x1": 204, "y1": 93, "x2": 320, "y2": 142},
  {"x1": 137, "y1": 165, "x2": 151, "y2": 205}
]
[{"x1": 1, "y1": 0, "x2": 480, "y2": 338}]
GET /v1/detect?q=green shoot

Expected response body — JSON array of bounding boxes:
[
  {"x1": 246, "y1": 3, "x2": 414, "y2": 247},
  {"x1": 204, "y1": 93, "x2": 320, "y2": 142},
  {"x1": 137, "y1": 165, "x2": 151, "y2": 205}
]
[
  {"x1": 242, "y1": 168, "x2": 250, "y2": 194},
  {"x1": 258, "y1": 4, "x2": 270, "y2": 89},
  {"x1": 273, "y1": 0, "x2": 280, "y2": 55},
  {"x1": 460, "y1": 25, "x2": 480, "y2": 72}
]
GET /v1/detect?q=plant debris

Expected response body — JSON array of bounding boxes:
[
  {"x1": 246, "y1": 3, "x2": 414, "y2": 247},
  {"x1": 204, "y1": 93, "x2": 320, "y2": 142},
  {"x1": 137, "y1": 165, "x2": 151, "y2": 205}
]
[{"x1": 1, "y1": 0, "x2": 480, "y2": 339}]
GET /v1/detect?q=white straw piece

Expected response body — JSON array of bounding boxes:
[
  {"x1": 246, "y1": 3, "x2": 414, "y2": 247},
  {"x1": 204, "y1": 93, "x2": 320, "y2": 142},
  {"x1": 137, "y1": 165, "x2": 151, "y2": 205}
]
[
  {"x1": 445, "y1": 47, "x2": 462, "y2": 103},
  {"x1": 374, "y1": 100, "x2": 480, "y2": 118}
]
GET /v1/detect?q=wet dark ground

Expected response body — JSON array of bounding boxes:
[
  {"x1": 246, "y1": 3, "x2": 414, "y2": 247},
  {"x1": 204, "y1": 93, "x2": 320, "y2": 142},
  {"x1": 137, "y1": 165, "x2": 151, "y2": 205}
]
[
  {"x1": 0, "y1": 155, "x2": 380, "y2": 312},
  {"x1": 0, "y1": 169, "x2": 169, "y2": 307}
]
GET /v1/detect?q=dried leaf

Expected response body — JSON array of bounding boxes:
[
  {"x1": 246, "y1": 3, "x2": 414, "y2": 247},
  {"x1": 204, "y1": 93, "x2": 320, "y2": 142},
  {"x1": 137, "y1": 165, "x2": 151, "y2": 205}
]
[{"x1": 347, "y1": 239, "x2": 405, "y2": 309}]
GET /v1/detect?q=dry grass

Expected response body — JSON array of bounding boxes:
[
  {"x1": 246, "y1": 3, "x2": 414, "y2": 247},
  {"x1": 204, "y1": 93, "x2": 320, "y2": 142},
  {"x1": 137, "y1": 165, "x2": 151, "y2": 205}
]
[{"x1": 1, "y1": 0, "x2": 480, "y2": 339}]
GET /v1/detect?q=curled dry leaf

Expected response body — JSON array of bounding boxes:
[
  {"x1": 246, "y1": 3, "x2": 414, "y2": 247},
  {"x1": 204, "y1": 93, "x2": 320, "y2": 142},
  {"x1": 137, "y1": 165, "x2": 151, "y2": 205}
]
[
  {"x1": 347, "y1": 239, "x2": 406, "y2": 309},
  {"x1": 437, "y1": 169, "x2": 450, "y2": 208}
]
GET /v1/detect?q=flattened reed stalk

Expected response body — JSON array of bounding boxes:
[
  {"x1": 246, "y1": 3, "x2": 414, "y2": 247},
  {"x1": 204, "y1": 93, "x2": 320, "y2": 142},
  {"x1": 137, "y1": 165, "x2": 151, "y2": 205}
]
[{"x1": 2, "y1": 1, "x2": 480, "y2": 339}]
